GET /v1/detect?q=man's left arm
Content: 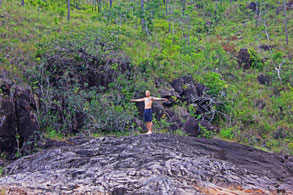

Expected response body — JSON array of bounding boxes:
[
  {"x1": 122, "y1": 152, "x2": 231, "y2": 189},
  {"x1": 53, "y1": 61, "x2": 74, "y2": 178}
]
[{"x1": 151, "y1": 97, "x2": 168, "y2": 101}]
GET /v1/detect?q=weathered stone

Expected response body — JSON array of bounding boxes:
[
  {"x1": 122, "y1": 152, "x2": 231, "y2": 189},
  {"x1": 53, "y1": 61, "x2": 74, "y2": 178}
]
[
  {"x1": 247, "y1": 2, "x2": 257, "y2": 11},
  {"x1": 168, "y1": 115, "x2": 182, "y2": 132},
  {"x1": 0, "y1": 78, "x2": 40, "y2": 159},
  {"x1": 255, "y1": 100, "x2": 266, "y2": 110},
  {"x1": 259, "y1": 44, "x2": 276, "y2": 51},
  {"x1": 182, "y1": 83, "x2": 197, "y2": 102},
  {"x1": 183, "y1": 117, "x2": 214, "y2": 136},
  {"x1": 175, "y1": 106, "x2": 189, "y2": 120},
  {"x1": 257, "y1": 74, "x2": 270, "y2": 85},
  {"x1": 171, "y1": 77, "x2": 184, "y2": 95},
  {"x1": 182, "y1": 117, "x2": 200, "y2": 136},
  {"x1": 0, "y1": 134, "x2": 292, "y2": 194},
  {"x1": 237, "y1": 48, "x2": 251, "y2": 69}
]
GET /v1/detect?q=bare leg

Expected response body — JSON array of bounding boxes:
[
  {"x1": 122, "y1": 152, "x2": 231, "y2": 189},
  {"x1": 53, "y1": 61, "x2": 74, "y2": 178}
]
[{"x1": 146, "y1": 121, "x2": 152, "y2": 134}]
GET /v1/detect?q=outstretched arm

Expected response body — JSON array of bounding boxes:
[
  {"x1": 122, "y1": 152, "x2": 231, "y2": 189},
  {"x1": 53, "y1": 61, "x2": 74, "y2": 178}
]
[
  {"x1": 131, "y1": 98, "x2": 145, "y2": 102},
  {"x1": 151, "y1": 97, "x2": 168, "y2": 101}
]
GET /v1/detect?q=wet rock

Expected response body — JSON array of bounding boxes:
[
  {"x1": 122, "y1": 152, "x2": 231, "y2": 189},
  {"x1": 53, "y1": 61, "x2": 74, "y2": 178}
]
[
  {"x1": 257, "y1": 74, "x2": 270, "y2": 85},
  {"x1": 0, "y1": 134, "x2": 292, "y2": 194},
  {"x1": 237, "y1": 48, "x2": 251, "y2": 69}
]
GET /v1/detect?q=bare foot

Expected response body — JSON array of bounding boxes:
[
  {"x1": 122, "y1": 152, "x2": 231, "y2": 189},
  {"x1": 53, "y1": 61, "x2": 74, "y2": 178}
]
[{"x1": 146, "y1": 131, "x2": 152, "y2": 135}]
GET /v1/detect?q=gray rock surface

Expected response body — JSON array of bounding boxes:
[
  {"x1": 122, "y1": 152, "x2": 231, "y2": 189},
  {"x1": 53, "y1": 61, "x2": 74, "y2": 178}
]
[{"x1": 0, "y1": 134, "x2": 293, "y2": 194}]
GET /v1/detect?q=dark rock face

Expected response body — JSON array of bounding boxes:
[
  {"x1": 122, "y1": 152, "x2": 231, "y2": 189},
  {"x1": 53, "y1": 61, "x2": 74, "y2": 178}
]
[
  {"x1": 182, "y1": 117, "x2": 200, "y2": 136},
  {"x1": 183, "y1": 117, "x2": 214, "y2": 136},
  {"x1": 259, "y1": 44, "x2": 276, "y2": 51},
  {"x1": 255, "y1": 100, "x2": 266, "y2": 110},
  {"x1": 168, "y1": 115, "x2": 182, "y2": 132},
  {"x1": 257, "y1": 74, "x2": 270, "y2": 85},
  {"x1": 237, "y1": 48, "x2": 251, "y2": 69},
  {"x1": 0, "y1": 78, "x2": 40, "y2": 159},
  {"x1": 247, "y1": 2, "x2": 257, "y2": 11},
  {"x1": 0, "y1": 134, "x2": 292, "y2": 194}
]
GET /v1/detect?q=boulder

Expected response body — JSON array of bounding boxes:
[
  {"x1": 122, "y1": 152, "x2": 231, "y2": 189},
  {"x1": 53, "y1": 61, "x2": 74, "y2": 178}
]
[
  {"x1": 255, "y1": 100, "x2": 266, "y2": 110},
  {"x1": 0, "y1": 78, "x2": 39, "y2": 159},
  {"x1": 182, "y1": 117, "x2": 200, "y2": 136},
  {"x1": 259, "y1": 44, "x2": 276, "y2": 51},
  {"x1": 168, "y1": 115, "x2": 182, "y2": 132},
  {"x1": 171, "y1": 75, "x2": 195, "y2": 95},
  {"x1": 182, "y1": 83, "x2": 197, "y2": 102},
  {"x1": 247, "y1": 2, "x2": 257, "y2": 11},
  {"x1": 175, "y1": 106, "x2": 190, "y2": 120},
  {"x1": 257, "y1": 74, "x2": 270, "y2": 85},
  {"x1": 171, "y1": 77, "x2": 184, "y2": 95},
  {"x1": 237, "y1": 48, "x2": 251, "y2": 69},
  {"x1": 0, "y1": 134, "x2": 292, "y2": 194},
  {"x1": 183, "y1": 117, "x2": 215, "y2": 136}
]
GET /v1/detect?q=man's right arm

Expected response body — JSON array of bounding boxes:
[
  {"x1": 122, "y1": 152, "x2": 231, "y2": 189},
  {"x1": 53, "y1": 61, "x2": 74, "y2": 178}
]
[{"x1": 131, "y1": 98, "x2": 145, "y2": 102}]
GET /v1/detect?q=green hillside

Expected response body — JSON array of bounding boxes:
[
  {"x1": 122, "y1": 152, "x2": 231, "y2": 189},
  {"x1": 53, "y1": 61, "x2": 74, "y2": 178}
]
[{"x1": 0, "y1": 0, "x2": 292, "y2": 155}]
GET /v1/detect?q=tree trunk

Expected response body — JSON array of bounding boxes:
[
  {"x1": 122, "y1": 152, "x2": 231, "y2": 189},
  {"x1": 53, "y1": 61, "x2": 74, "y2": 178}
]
[
  {"x1": 215, "y1": 0, "x2": 218, "y2": 18},
  {"x1": 67, "y1": 0, "x2": 70, "y2": 21},
  {"x1": 255, "y1": 0, "x2": 258, "y2": 28},
  {"x1": 141, "y1": 0, "x2": 144, "y2": 31},
  {"x1": 165, "y1": 0, "x2": 168, "y2": 16},
  {"x1": 284, "y1": 0, "x2": 288, "y2": 46},
  {"x1": 276, "y1": 1, "x2": 279, "y2": 15},
  {"x1": 21, "y1": 0, "x2": 24, "y2": 6},
  {"x1": 182, "y1": 0, "x2": 185, "y2": 16},
  {"x1": 168, "y1": 0, "x2": 171, "y2": 31}
]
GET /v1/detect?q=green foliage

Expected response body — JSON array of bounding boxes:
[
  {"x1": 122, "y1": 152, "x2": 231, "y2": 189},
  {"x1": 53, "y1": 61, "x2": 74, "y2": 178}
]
[
  {"x1": 199, "y1": 124, "x2": 213, "y2": 139},
  {"x1": 288, "y1": 143, "x2": 293, "y2": 155},
  {"x1": 249, "y1": 49, "x2": 265, "y2": 70},
  {"x1": 45, "y1": 128, "x2": 64, "y2": 140},
  {"x1": 219, "y1": 128, "x2": 234, "y2": 140},
  {"x1": 1, "y1": 0, "x2": 292, "y2": 155},
  {"x1": 200, "y1": 72, "x2": 227, "y2": 95}
]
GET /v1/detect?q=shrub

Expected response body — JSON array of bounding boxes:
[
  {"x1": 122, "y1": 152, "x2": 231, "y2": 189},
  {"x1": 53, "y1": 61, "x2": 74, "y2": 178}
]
[
  {"x1": 220, "y1": 128, "x2": 234, "y2": 139},
  {"x1": 200, "y1": 72, "x2": 227, "y2": 95}
]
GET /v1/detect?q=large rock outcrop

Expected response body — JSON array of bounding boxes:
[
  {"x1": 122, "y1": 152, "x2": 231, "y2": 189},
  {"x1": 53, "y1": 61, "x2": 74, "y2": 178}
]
[
  {"x1": 0, "y1": 78, "x2": 40, "y2": 159},
  {"x1": 0, "y1": 134, "x2": 292, "y2": 194}
]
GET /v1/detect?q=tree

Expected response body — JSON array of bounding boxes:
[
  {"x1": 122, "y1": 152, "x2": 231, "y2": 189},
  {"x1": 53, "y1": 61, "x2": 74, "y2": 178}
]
[
  {"x1": 68, "y1": 0, "x2": 70, "y2": 21},
  {"x1": 141, "y1": 0, "x2": 145, "y2": 31},
  {"x1": 21, "y1": 0, "x2": 24, "y2": 6},
  {"x1": 284, "y1": 0, "x2": 288, "y2": 46}
]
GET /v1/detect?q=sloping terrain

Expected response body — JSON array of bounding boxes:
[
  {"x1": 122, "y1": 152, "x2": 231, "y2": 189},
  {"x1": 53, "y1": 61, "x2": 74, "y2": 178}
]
[{"x1": 0, "y1": 134, "x2": 293, "y2": 194}]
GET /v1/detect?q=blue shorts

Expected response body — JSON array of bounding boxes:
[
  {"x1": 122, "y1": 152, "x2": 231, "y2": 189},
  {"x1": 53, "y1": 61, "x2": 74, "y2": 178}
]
[{"x1": 144, "y1": 109, "x2": 152, "y2": 122}]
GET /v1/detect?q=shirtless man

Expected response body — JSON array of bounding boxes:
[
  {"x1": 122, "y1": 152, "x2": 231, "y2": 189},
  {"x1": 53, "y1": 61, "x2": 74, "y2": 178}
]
[{"x1": 131, "y1": 90, "x2": 168, "y2": 134}]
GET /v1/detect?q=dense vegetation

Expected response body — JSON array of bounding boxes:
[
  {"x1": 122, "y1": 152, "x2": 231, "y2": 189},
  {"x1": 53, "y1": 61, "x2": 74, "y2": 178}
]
[{"x1": 0, "y1": 0, "x2": 292, "y2": 155}]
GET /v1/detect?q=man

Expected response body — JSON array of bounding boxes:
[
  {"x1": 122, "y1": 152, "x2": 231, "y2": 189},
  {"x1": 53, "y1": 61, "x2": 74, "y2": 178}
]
[{"x1": 131, "y1": 90, "x2": 168, "y2": 134}]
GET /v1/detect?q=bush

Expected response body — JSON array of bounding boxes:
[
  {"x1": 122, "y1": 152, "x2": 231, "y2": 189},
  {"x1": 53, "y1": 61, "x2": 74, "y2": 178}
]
[
  {"x1": 219, "y1": 128, "x2": 234, "y2": 139},
  {"x1": 200, "y1": 72, "x2": 228, "y2": 95}
]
